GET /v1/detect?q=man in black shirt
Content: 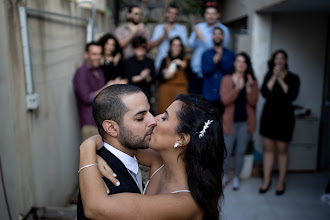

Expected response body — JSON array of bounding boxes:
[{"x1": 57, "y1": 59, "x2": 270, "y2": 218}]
[{"x1": 124, "y1": 36, "x2": 155, "y2": 102}]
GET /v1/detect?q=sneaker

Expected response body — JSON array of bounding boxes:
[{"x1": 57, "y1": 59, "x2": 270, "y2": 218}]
[
  {"x1": 232, "y1": 177, "x2": 240, "y2": 191},
  {"x1": 222, "y1": 174, "x2": 228, "y2": 187},
  {"x1": 320, "y1": 193, "x2": 330, "y2": 207}
]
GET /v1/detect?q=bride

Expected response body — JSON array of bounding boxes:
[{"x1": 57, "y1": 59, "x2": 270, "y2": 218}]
[{"x1": 79, "y1": 94, "x2": 226, "y2": 220}]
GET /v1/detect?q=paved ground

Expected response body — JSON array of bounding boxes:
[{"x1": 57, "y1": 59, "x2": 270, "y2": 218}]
[
  {"x1": 20, "y1": 171, "x2": 329, "y2": 219},
  {"x1": 220, "y1": 172, "x2": 330, "y2": 220}
]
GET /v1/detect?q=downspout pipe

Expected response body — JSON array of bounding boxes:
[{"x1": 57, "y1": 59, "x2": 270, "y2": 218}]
[
  {"x1": 19, "y1": 6, "x2": 39, "y2": 110},
  {"x1": 18, "y1": 6, "x2": 89, "y2": 110}
]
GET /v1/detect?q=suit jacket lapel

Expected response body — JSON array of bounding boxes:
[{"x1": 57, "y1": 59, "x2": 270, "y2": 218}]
[{"x1": 97, "y1": 147, "x2": 140, "y2": 192}]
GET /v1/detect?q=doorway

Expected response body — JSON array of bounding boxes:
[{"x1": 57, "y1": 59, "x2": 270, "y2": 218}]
[{"x1": 319, "y1": 14, "x2": 330, "y2": 170}]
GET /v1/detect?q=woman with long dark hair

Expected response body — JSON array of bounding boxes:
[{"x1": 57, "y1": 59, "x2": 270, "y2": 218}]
[
  {"x1": 79, "y1": 94, "x2": 225, "y2": 220},
  {"x1": 98, "y1": 33, "x2": 128, "y2": 83},
  {"x1": 259, "y1": 50, "x2": 300, "y2": 195},
  {"x1": 220, "y1": 52, "x2": 258, "y2": 190},
  {"x1": 157, "y1": 37, "x2": 192, "y2": 114}
]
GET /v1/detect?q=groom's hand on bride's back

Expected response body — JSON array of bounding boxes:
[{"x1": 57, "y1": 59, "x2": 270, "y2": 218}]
[{"x1": 97, "y1": 155, "x2": 120, "y2": 187}]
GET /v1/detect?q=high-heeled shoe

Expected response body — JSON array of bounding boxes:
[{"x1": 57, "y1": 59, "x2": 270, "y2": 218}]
[
  {"x1": 259, "y1": 180, "x2": 272, "y2": 194},
  {"x1": 276, "y1": 183, "x2": 286, "y2": 196}
]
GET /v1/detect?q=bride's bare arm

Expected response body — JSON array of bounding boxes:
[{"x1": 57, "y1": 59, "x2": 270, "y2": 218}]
[{"x1": 79, "y1": 140, "x2": 202, "y2": 220}]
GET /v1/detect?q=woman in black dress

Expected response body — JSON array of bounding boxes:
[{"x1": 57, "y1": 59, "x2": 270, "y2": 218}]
[
  {"x1": 259, "y1": 50, "x2": 300, "y2": 195},
  {"x1": 98, "y1": 33, "x2": 128, "y2": 83}
]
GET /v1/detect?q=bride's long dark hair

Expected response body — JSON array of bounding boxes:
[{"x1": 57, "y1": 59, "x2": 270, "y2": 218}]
[{"x1": 175, "y1": 94, "x2": 226, "y2": 220}]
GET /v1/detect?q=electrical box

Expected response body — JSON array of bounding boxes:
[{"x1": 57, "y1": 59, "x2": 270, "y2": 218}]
[{"x1": 26, "y1": 93, "x2": 39, "y2": 110}]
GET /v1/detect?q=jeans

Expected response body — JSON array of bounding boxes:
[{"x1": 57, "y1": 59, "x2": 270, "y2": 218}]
[{"x1": 224, "y1": 121, "x2": 251, "y2": 177}]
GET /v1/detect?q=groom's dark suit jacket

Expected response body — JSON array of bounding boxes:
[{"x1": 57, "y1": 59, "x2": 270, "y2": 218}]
[{"x1": 77, "y1": 147, "x2": 141, "y2": 220}]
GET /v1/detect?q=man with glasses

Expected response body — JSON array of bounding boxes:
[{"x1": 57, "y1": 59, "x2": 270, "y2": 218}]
[
  {"x1": 124, "y1": 36, "x2": 155, "y2": 105},
  {"x1": 115, "y1": 4, "x2": 150, "y2": 58},
  {"x1": 188, "y1": 2, "x2": 230, "y2": 95}
]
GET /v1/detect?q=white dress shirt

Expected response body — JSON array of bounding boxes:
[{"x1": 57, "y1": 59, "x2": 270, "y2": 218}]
[{"x1": 103, "y1": 142, "x2": 142, "y2": 192}]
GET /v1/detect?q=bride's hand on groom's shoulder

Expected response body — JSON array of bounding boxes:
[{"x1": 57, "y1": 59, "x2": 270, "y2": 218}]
[
  {"x1": 97, "y1": 155, "x2": 120, "y2": 187},
  {"x1": 80, "y1": 135, "x2": 103, "y2": 151}
]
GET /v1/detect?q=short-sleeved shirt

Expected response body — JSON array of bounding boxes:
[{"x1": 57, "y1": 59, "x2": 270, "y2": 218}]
[
  {"x1": 151, "y1": 23, "x2": 188, "y2": 70},
  {"x1": 115, "y1": 23, "x2": 151, "y2": 59}
]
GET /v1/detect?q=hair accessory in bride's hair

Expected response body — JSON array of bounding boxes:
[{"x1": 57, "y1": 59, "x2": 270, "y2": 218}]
[{"x1": 198, "y1": 120, "x2": 214, "y2": 138}]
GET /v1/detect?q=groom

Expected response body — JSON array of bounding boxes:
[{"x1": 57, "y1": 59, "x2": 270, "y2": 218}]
[{"x1": 77, "y1": 84, "x2": 156, "y2": 219}]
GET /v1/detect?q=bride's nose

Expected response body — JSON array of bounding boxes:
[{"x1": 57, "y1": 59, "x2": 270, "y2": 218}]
[{"x1": 155, "y1": 113, "x2": 164, "y2": 122}]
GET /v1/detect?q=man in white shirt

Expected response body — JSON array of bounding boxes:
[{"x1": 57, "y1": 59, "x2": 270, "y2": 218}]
[
  {"x1": 77, "y1": 84, "x2": 156, "y2": 220},
  {"x1": 150, "y1": 3, "x2": 188, "y2": 70}
]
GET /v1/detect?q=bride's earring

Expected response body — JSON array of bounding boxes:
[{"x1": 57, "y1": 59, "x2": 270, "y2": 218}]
[{"x1": 174, "y1": 143, "x2": 179, "y2": 148}]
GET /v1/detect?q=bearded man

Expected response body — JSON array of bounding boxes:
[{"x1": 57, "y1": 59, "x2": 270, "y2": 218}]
[
  {"x1": 115, "y1": 5, "x2": 151, "y2": 58},
  {"x1": 201, "y1": 27, "x2": 235, "y2": 116},
  {"x1": 77, "y1": 84, "x2": 157, "y2": 220}
]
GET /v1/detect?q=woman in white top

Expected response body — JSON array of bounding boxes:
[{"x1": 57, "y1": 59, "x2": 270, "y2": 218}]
[{"x1": 79, "y1": 94, "x2": 226, "y2": 220}]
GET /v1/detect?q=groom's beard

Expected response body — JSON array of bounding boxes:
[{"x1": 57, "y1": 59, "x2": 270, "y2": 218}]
[{"x1": 117, "y1": 125, "x2": 154, "y2": 150}]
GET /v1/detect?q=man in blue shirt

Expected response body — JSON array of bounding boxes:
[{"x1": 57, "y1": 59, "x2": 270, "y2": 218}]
[
  {"x1": 201, "y1": 27, "x2": 235, "y2": 116},
  {"x1": 188, "y1": 2, "x2": 230, "y2": 94},
  {"x1": 150, "y1": 3, "x2": 188, "y2": 70}
]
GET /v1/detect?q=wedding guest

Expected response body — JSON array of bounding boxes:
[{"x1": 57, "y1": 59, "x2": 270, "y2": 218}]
[
  {"x1": 201, "y1": 27, "x2": 235, "y2": 117},
  {"x1": 259, "y1": 49, "x2": 300, "y2": 195},
  {"x1": 73, "y1": 42, "x2": 113, "y2": 142},
  {"x1": 98, "y1": 33, "x2": 128, "y2": 83},
  {"x1": 115, "y1": 5, "x2": 150, "y2": 58},
  {"x1": 150, "y1": 3, "x2": 188, "y2": 71},
  {"x1": 220, "y1": 52, "x2": 258, "y2": 190},
  {"x1": 157, "y1": 37, "x2": 192, "y2": 114},
  {"x1": 188, "y1": 2, "x2": 230, "y2": 94},
  {"x1": 124, "y1": 36, "x2": 155, "y2": 103}
]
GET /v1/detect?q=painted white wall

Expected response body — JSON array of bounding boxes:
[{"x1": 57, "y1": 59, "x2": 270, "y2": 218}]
[
  {"x1": 250, "y1": 13, "x2": 273, "y2": 151},
  {"x1": 222, "y1": 0, "x2": 286, "y2": 23},
  {"x1": 271, "y1": 13, "x2": 327, "y2": 118}
]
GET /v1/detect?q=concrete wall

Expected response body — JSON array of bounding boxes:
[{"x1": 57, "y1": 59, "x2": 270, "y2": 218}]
[
  {"x1": 222, "y1": 0, "x2": 286, "y2": 23},
  {"x1": 0, "y1": 0, "x2": 110, "y2": 218}
]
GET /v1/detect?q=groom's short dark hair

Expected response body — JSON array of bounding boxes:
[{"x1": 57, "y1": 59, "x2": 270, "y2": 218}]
[{"x1": 93, "y1": 84, "x2": 142, "y2": 138}]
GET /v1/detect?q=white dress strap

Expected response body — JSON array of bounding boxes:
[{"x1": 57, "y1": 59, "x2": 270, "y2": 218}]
[
  {"x1": 170, "y1": 190, "x2": 191, "y2": 194},
  {"x1": 143, "y1": 164, "x2": 164, "y2": 194}
]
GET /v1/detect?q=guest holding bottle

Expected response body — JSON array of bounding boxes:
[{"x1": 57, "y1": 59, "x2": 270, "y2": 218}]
[
  {"x1": 157, "y1": 37, "x2": 192, "y2": 114},
  {"x1": 259, "y1": 49, "x2": 300, "y2": 195},
  {"x1": 220, "y1": 52, "x2": 258, "y2": 190},
  {"x1": 98, "y1": 33, "x2": 128, "y2": 84}
]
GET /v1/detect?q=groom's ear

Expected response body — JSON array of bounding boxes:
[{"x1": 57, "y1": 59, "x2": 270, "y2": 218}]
[{"x1": 102, "y1": 120, "x2": 119, "y2": 137}]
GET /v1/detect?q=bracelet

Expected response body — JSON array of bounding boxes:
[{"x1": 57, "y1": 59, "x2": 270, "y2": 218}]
[{"x1": 78, "y1": 163, "x2": 98, "y2": 173}]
